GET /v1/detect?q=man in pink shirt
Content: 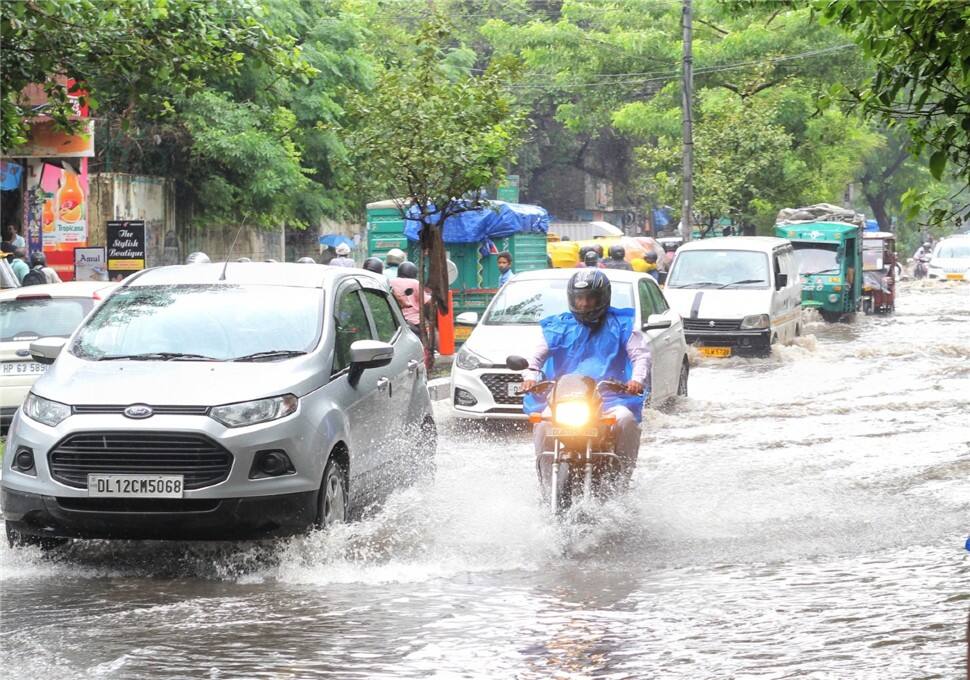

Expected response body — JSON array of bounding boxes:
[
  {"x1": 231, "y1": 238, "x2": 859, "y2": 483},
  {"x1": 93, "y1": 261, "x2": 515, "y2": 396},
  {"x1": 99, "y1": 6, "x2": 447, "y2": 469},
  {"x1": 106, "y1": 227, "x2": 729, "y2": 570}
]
[{"x1": 390, "y1": 261, "x2": 430, "y2": 336}]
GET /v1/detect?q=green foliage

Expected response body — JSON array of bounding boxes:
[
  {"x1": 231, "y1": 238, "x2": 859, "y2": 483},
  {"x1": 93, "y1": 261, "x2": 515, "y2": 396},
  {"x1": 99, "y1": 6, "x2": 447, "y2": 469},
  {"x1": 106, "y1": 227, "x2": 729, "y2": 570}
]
[{"x1": 818, "y1": 0, "x2": 970, "y2": 227}]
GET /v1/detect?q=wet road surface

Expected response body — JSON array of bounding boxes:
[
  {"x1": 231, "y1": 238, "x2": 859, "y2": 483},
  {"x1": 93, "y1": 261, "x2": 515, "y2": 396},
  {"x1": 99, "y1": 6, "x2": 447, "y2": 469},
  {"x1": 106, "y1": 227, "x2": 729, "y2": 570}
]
[{"x1": 2, "y1": 280, "x2": 968, "y2": 678}]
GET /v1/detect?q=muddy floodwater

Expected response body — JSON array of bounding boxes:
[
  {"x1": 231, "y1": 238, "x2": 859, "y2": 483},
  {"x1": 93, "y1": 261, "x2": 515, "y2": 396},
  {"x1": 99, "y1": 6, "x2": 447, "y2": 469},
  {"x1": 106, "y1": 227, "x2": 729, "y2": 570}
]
[{"x1": 2, "y1": 281, "x2": 968, "y2": 679}]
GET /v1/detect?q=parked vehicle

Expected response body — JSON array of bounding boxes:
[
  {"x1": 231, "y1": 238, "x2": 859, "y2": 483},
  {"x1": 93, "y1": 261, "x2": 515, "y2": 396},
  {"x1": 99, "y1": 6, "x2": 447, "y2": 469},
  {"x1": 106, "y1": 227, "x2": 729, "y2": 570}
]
[
  {"x1": 926, "y1": 234, "x2": 970, "y2": 281},
  {"x1": 451, "y1": 269, "x2": 688, "y2": 419},
  {"x1": 1, "y1": 282, "x2": 117, "y2": 434},
  {"x1": 862, "y1": 232, "x2": 897, "y2": 314},
  {"x1": 775, "y1": 222, "x2": 863, "y2": 322},
  {"x1": 2, "y1": 263, "x2": 435, "y2": 547},
  {"x1": 663, "y1": 237, "x2": 802, "y2": 357},
  {"x1": 506, "y1": 356, "x2": 636, "y2": 513}
]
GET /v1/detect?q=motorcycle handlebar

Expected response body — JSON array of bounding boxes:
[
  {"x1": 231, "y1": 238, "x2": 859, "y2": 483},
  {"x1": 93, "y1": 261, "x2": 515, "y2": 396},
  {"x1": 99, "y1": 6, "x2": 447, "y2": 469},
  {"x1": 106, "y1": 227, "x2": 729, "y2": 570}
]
[{"x1": 521, "y1": 379, "x2": 642, "y2": 396}]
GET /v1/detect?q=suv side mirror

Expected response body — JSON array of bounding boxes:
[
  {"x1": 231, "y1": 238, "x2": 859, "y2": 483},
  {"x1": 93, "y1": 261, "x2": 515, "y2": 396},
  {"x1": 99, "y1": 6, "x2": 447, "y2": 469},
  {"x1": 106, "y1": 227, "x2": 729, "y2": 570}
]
[
  {"x1": 455, "y1": 311, "x2": 479, "y2": 326},
  {"x1": 348, "y1": 340, "x2": 393, "y2": 387},
  {"x1": 30, "y1": 337, "x2": 67, "y2": 365},
  {"x1": 643, "y1": 314, "x2": 671, "y2": 331},
  {"x1": 775, "y1": 273, "x2": 788, "y2": 289}
]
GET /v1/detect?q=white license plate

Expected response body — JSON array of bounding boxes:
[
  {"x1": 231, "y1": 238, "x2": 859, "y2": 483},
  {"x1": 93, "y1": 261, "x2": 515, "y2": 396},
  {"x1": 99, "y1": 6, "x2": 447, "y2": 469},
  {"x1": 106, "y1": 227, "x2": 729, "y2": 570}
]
[
  {"x1": 550, "y1": 427, "x2": 599, "y2": 437},
  {"x1": 88, "y1": 474, "x2": 184, "y2": 498},
  {"x1": 1, "y1": 361, "x2": 47, "y2": 376},
  {"x1": 507, "y1": 382, "x2": 523, "y2": 397}
]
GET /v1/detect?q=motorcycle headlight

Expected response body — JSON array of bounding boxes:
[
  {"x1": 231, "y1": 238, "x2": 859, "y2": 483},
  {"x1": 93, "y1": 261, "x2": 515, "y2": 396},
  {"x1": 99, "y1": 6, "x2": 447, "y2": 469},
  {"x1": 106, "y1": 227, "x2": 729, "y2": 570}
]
[
  {"x1": 209, "y1": 394, "x2": 298, "y2": 428},
  {"x1": 740, "y1": 313, "x2": 770, "y2": 330},
  {"x1": 22, "y1": 393, "x2": 71, "y2": 427},
  {"x1": 455, "y1": 346, "x2": 486, "y2": 371},
  {"x1": 554, "y1": 401, "x2": 591, "y2": 428}
]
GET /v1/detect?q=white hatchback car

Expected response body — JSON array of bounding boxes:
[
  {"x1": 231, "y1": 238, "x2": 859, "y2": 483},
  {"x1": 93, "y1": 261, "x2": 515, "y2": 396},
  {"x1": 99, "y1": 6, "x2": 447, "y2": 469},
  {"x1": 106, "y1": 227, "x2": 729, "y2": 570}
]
[
  {"x1": 926, "y1": 235, "x2": 970, "y2": 281},
  {"x1": 1, "y1": 281, "x2": 117, "y2": 434},
  {"x1": 450, "y1": 269, "x2": 689, "y2": 419}
]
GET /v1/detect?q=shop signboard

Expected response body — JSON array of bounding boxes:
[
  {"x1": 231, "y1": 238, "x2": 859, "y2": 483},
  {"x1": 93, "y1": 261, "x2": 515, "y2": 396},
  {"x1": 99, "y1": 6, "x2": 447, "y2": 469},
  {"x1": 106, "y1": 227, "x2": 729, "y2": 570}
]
[
  {"x1": 74, "y1": 246, "x2": 108, "y2": 282},
  {"x1": 106, "y1": 220, "x2": 146, "y2": 280}
]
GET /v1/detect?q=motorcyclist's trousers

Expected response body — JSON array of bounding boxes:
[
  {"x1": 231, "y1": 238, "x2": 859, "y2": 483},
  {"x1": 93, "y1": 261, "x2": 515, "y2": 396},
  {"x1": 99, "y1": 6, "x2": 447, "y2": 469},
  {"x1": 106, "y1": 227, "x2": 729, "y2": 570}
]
[{"x1": 533, "y1": 405, "x2": 641, "y2": 490}]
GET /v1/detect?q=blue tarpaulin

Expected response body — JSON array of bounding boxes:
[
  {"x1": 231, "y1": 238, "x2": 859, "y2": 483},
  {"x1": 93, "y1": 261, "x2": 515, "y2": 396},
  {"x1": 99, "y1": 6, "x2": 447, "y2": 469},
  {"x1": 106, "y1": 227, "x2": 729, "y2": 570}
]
[
  {"x1": 319, "y1": 234, "x2": 355, "y2": 250},
  {"x1": 864, "y1": 219, "x2": 879, "y2": 232},
  {"x1": 404, "y1": 201, "x2": 549, "y2": 243}
]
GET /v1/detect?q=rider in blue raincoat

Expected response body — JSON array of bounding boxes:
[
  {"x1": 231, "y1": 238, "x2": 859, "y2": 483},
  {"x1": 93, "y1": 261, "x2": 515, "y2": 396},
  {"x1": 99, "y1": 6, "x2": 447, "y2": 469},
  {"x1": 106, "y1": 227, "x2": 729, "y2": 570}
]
[{"x1": 521, "y1": 269, "x2": 651, "y2": 486}]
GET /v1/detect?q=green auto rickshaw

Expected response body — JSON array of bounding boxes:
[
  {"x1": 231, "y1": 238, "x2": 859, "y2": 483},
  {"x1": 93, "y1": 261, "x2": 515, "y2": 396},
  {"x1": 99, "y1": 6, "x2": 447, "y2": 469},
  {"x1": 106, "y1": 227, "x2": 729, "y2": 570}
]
[{"x1": 775, "y1": 222, "x2": 863, "y2": 322}]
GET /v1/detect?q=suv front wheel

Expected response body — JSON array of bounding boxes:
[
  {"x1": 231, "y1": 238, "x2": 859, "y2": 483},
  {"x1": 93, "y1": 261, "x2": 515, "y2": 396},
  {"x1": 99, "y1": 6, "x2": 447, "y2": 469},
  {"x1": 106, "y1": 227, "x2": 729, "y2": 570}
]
[{"x1": 315, "y1": 458, "x2": 348, "y2": 529}]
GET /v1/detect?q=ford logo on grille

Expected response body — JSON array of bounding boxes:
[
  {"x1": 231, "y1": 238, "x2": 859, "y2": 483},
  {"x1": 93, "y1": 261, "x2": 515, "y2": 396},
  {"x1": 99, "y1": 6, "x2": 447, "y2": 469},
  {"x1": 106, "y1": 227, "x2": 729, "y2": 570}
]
[
  {"x1": 123, "y1": 404, "x2": 154, "y2": 419},
  {"x1": 15, "y1": 349, "x2": 30, "y2": 357}
]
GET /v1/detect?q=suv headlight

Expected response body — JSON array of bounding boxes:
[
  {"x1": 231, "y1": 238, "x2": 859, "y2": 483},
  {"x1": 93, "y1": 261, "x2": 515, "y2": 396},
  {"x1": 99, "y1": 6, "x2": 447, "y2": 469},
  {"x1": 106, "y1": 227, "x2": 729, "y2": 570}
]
[
  {"x1": 455, "y1": 346, "x2": 486, "y2": 371},
  {"x1": 209, "y1": 394, "x2": 298, "y2": 428},
  {"x1": 740, "y1": 314, "x2": 770, "y2": 330},
  {"x1": 22, "y1": 393, "x2": 71, "y2": 427}
]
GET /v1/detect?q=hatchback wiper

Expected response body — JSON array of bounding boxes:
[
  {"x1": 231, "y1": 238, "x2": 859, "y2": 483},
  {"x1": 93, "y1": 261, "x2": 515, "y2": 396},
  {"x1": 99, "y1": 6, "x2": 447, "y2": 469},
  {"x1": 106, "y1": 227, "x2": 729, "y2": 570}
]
[
  {"x1": 718, "y1": 279, "x2": 765, "y2": 288},
  {"x1": 231, "y1": 349, "x2": 307, "y2": 362},
  {"x1": 97, "y1": 352, "x2": 221, "y2": 361}
]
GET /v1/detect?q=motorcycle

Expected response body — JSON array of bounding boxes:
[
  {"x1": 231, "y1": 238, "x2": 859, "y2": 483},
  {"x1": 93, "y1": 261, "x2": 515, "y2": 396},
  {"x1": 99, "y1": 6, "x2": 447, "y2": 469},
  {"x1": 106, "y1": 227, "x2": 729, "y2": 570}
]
[
  {"x1": 913, "y1": 255, "x2": 930, "y2": 279},
  {"x1": 507, "y1": 355, "x2": 635, "y2": 514}
]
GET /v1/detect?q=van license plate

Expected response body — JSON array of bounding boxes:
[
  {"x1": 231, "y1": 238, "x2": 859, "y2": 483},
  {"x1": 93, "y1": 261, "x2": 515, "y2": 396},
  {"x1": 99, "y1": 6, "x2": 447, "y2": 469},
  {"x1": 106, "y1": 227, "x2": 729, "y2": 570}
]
[
  {"x1": 946, "y1": 273, "x2": 964, "y2": 280},
  {"x1": 88, "y1": 475, "x2": 184, "y2": 498},
  {"x1": 699, "y1": 346, "x2": 731, "y2": 358},
  {"x1": 1, "y1": 361, "x2": 46, "y2": 375},
  {"x1": 507, "y1": 382, "x2": 523, "y2": 396}
]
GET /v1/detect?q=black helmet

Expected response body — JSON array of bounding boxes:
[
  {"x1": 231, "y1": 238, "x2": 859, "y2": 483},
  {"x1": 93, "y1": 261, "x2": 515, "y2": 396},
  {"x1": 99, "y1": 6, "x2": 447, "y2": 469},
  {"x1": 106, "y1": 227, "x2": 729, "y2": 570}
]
[
  {"x1": 398, "y1": 261, "x2": 418, "y2": 279},
  {"x1": 362, "y1": 257, "x2": 384, "y2": 274},
  {"x1": 29, "y1": 251, "x2": 47, "y2": 268},
  {"x1": 567, "y1": 269, "x2": 611, "y2": 327},
  {"x1": 644, "y1": 250, "x2": 658, "y2": 263},
  {"x1": 609, "y1": 245, "x2": 625, "y2": 261},
  {"x1": 583, "y1": 250, "x2": 599, "y2": 267}
]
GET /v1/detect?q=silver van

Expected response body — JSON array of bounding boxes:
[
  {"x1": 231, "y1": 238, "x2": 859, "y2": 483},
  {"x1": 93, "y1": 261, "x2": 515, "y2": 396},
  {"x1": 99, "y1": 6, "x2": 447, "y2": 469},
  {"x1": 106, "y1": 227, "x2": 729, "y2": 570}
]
[{"x1": 1, "y1": 263, "x2": 435, "y2": 546}]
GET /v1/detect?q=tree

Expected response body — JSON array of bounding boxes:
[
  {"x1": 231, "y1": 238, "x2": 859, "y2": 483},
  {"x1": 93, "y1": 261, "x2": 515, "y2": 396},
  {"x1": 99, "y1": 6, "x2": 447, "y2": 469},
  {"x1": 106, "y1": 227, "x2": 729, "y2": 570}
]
[
  {"x1": 341, "y1": 16, "x2": 525, "y2": 360},
  {"x1": 818, "y1": 0, "x2": 970, "y2": 228},
  {"x1": 0, "y1": 0, "x2": 296, "y2": 150}
]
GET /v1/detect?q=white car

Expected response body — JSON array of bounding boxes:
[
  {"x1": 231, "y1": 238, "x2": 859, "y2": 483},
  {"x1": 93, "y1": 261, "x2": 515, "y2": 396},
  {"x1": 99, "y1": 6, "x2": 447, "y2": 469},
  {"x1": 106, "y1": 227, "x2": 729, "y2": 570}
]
[
  {"x1": 1, "y1": 281, "x2": 117, "y2": 434},
  {"x1": 450, "y1": 269, "x2": 689, "y2": 420},
  {"x1": 927, "y1": 235, "x2": 970, "y2": 281}
]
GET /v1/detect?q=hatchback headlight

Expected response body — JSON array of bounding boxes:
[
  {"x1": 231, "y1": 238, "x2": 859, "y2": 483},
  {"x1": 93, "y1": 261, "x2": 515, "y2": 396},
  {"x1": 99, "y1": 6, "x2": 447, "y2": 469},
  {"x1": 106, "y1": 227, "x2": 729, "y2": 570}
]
[
  {"x1": 22, "y1": 393, "x2": 71, "y2": 427},
  {"x1": 740, "y1": 314, "x2": 770, "y2": 330},
  {"x1": 554, "y1": 401, "x2": 591, "y2": 428},
  {"x1": 209, "y1": 394, "x2": 298, "y2": 428},
  {"x1": 455, "y1": 346, "x2": 486, "y2": 371}
]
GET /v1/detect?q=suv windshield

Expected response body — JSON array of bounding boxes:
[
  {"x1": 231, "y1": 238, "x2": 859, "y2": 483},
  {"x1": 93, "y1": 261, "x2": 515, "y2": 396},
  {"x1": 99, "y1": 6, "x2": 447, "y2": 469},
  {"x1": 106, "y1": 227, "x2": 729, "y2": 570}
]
[
  {"x1": 792, "y1": 243, "x2": 840, "y2": 275},
  {"x1": 71, "y1": 284, "x2": 323, "y2": 361},
  {"x1": 1, "y1": 297, "x2": 95, "y2": 341},
  {"x1": 483, "y1": 278, "x2": 634, "y2": 325},
  {"x1": 666, "y1": 250, "x2": 769, "y2": 288}
]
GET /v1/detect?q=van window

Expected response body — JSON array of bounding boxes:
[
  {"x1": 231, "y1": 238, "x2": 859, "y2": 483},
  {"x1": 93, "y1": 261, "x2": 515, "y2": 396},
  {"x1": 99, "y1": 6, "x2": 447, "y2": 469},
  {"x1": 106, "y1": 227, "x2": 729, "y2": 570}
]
[
  {"x1": 666, "y1": 250, "x2": 769, "y2": 289},
  {"x1": 361, "y1": 289, "x2": 399, "y2": 343},
  {"x1": 333, "y1": 288, "x2": 373, "y2": 374}
]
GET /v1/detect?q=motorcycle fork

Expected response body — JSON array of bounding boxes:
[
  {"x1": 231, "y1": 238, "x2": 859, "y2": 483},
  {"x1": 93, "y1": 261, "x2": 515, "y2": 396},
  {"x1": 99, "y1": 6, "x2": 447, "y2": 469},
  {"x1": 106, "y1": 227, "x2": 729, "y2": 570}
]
[
  {"x1": 582, "y1": 439, "x2": 593, "y2": 503},
  {"x1": 550, "y1": 437, "x2": 561, "y2": 514}
]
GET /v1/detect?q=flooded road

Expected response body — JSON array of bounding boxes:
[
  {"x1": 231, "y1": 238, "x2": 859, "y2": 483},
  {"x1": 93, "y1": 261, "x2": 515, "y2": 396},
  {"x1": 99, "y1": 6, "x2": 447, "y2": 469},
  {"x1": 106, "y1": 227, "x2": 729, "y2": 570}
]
[{"x1": 2, "y1": 281, "x2": 968, "y2": 678}]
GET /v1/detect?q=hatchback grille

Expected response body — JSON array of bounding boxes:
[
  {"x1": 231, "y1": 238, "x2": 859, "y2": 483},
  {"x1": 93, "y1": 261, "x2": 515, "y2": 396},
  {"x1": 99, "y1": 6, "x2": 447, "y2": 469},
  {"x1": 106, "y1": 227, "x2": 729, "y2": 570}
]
[
  {"x1": 683, "y1": 318, "x2": 743, "y2": 332},
  {"x1": 48, "y1": 432, "x2": 233, "y2": 490},
  {"x1": 480, "y1": 373, "x2": 524, "y2": 405}
]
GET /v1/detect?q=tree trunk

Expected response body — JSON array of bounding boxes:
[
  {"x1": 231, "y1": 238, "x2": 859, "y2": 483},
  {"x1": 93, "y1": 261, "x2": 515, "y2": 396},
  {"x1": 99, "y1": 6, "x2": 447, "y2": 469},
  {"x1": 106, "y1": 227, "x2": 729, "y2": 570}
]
[{"x1": 865, "y1": 191, "x2": 891, "y2": 231}]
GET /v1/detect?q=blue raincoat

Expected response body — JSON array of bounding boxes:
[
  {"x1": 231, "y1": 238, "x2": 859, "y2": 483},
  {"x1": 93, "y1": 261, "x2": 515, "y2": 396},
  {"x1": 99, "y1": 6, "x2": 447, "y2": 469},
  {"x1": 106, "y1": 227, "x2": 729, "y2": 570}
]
[{"x1": 523, "y1": 307, "x2": 646, "y2": 422}]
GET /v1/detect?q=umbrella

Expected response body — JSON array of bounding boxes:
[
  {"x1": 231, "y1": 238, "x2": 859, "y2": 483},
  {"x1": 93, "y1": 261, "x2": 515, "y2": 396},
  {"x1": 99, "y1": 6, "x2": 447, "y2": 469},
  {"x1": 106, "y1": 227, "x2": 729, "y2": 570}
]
[{"x1": 318, "y1": 234, "x2": 355, "y2": 250}]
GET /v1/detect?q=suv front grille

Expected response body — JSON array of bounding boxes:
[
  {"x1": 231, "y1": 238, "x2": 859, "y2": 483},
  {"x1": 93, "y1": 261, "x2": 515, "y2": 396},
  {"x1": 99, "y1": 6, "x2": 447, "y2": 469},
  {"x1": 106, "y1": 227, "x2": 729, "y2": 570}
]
[
  {"x1": 72, "y1": 405, "x2": 210, "y2": 416},
  {"x1": 480, "y1": 373, "x2": 524, "y2": 405},
  {"x1": 683, "y1": 318, "x2": 743, "y2": 332},
  {"x1": 49, "y1": 432, "x2": 232, "y2": 490}
]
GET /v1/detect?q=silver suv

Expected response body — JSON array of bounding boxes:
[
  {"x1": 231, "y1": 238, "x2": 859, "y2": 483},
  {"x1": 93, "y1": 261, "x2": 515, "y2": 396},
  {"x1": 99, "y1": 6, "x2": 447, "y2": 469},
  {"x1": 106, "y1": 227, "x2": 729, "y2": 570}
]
[{"x1": 2, "y1": 263, "x2": 435, "y2": 546}]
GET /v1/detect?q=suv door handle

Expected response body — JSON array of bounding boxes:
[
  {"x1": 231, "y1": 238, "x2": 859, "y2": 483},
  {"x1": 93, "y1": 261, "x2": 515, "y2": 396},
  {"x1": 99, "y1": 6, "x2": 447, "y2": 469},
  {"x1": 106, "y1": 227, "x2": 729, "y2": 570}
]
[{"x1": 407, "y1": 359, "x2": 420, "y2": 373}]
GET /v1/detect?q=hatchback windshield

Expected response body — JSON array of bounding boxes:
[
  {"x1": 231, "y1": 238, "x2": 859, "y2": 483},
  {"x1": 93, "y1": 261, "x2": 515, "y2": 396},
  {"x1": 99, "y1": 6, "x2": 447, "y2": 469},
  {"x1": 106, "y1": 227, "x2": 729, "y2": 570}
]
[
  {"x1": 666, "y1": 250, "x2": 769, "y2": 288},
  {"x1": 483, "y1": 279, "x2": 634, "y2": 325},
  {"x1": 934, "y1": 240, "x2": 970, "y2": 259},
  {"x1": 71, "y1": 285, "x2": 323, "y2": 361},
  {"x1": 792, "y1": 243, "x2": 840, "y2": 275},
  {"x1": 1, "y1": 297, "x2": 94, "y2": 342}
]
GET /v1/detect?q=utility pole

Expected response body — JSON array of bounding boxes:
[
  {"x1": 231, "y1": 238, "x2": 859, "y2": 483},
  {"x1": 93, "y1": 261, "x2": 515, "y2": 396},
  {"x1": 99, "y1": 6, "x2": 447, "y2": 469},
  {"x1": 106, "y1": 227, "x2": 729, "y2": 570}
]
[{"x1": 681, "y1": 0, "x2": 694, "y2": 242}]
